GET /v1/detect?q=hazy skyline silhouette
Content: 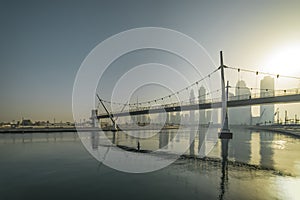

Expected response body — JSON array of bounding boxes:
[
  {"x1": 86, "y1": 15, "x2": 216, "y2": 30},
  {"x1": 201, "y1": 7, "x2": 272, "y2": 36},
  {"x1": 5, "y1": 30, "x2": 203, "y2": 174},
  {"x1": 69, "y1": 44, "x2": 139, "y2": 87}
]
[{"x1": 1, "y1": 1, "x2": 300, "y2": 121}]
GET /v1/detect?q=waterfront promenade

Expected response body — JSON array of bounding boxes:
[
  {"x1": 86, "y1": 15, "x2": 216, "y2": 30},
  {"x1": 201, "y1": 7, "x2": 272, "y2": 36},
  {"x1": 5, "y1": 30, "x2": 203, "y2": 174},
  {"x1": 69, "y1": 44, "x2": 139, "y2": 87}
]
[{"x1": 0, "y1": 124, "x2": 180, "y2": 133}]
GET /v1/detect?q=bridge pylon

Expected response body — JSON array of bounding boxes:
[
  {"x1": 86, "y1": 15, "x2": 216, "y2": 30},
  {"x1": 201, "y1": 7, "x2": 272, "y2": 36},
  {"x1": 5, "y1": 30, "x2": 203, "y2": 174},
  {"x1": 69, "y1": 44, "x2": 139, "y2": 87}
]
[
  {"x1": 218, "y1": 51, "x2": 232, "y2": 139},
  {"x1": 96, "y1": 94, "x2": 119, "y2": 131}
]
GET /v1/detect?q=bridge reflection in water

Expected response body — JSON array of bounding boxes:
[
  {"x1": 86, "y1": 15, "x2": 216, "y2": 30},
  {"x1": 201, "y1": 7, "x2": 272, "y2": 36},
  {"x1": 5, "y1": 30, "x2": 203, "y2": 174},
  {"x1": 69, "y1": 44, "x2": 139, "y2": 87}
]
[
  {"x1": 2, "y1": 128, "x2": 299, "y2": 176},
  {"x1": 1, "y1": 128, "x2": 300, "y2": 199},
  {"x1": 86, "y1": 127, "x2": 298, "y2": 190},
  {"x1": 2, "y1": 129, "x2": 299, "y2": 175},
  {"x1": 219, "y1": 138, "x2": 229, "y2": 200}
]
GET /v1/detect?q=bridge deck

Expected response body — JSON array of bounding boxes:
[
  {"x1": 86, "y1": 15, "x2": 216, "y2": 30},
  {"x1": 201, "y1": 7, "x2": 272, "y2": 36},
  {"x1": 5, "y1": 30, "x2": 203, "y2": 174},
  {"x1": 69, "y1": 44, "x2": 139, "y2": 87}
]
[{"x1": 97, "y1": 94, "x2": 300, "y2": 119}]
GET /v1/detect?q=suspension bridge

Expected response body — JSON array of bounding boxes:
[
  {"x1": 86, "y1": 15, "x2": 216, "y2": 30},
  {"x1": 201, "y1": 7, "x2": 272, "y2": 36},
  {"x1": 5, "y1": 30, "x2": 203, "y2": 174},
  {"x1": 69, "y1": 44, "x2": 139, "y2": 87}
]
[{"x1": 93, "y1": 52, "x2": 300, "y2": 138}]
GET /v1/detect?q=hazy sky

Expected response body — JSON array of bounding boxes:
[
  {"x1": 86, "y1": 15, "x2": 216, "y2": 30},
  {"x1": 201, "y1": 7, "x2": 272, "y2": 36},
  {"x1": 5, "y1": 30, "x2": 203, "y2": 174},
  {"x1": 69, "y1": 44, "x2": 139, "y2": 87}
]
[{"x1": 1, "y1": 0, "x2": 300, "y2": 122}]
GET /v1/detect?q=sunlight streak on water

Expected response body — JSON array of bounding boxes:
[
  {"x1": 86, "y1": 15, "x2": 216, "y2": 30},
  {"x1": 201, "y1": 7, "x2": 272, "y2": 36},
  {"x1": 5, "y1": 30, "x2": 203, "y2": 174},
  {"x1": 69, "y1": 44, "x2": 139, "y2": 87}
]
[
  {"x1": 250, "y1": 132, "x2": 261, "y2": 165},
  {"x1": 276, "y1": 177, "x2": 300, "y2": 200},
  {"x1": 272, "y1": 140, "x2": 287, "y2": 150}
]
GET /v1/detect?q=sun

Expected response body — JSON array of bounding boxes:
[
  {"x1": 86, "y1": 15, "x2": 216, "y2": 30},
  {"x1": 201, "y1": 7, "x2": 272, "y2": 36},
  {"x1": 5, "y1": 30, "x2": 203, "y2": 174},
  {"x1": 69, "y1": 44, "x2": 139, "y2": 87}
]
[{"x1": 263, "y1": 44, "x2": 300, "y2": 76}]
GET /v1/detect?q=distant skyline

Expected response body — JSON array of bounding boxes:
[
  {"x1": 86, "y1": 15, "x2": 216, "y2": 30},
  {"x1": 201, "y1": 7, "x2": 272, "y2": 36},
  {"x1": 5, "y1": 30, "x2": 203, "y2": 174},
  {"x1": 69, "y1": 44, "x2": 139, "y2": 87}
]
[{"x1": 1, "y1": 1, "x2": 300, "y2": 122}]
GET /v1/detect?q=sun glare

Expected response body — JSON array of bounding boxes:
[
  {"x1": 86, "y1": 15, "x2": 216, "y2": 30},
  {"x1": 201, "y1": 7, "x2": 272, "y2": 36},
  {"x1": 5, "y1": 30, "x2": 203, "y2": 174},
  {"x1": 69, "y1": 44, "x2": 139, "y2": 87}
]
[{"x1": 263, "y1": 44, "x2": 300, "y2": 76}]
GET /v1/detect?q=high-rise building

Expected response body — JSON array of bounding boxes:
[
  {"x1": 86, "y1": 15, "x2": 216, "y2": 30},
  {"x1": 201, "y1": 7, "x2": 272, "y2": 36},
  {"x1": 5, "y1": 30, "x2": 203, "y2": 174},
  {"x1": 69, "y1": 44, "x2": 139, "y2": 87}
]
[
  {"x1": 189, "y1": 89, "x2": 195, "y2": 124},
  {"x1": 260, "y1": 76, "x2": 275, "y2": 124},
  {"x1": 235, "y1": 80, "x2": 251, "y2": 100},
  {"x1": 206, "y1": 110, "x2": 212, "y2": 124},
  {"x1": 169, "y1": 113, "x2": 175, "y2": 124},
  {"x1": 158, "y1": 112, "x2": 166, "y2": 125},
  {"x1": 169, "y1": 113, "x2": 180, "y2": 125},
  {"x1": 175, "y1": 112, "x2": 180, "y2": 124},
  {"x1": 166, "y1": 112, "x2": 170, "y2": 124},
  {"x1": 228, "y1": 80, "x2": 252, "y2": 125},
  {"x1": 198, "y1": 86, "x2": 206, "y2": 124}
]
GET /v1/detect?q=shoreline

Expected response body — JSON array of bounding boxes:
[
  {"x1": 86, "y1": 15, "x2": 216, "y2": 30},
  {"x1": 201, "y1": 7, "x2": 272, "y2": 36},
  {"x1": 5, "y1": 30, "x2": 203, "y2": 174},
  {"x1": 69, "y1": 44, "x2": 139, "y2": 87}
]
[
  {"x1": 246, "y1": 125, "x2": 300, "y2": 138},
  {"x1": 0, "y1": 125, "x2": 180, "y2": 134},
  {"x1": 1, "y1": 125, "x2": 300, "y2": 138}
]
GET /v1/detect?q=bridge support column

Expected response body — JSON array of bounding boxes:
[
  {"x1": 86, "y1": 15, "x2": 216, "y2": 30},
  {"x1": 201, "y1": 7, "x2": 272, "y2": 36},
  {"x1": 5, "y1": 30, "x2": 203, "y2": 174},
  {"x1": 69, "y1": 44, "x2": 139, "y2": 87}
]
[{"x1": 219, "y1": 51, "x2": 232, "y2": 139}]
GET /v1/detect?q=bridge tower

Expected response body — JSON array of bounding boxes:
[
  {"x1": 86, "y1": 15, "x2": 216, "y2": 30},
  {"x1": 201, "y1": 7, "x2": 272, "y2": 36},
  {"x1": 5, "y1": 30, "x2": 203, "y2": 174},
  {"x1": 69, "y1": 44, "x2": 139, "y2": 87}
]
[{"x1": 219, "y1": 51, "x2": 232, "y2": 139}]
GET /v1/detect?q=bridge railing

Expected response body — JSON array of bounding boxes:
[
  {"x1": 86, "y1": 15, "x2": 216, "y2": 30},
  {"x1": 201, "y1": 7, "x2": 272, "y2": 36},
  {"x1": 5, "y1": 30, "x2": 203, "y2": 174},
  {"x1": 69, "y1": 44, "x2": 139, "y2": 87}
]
[{"x1": 131, "y1": 88, "x2": 299, "y2": 111}]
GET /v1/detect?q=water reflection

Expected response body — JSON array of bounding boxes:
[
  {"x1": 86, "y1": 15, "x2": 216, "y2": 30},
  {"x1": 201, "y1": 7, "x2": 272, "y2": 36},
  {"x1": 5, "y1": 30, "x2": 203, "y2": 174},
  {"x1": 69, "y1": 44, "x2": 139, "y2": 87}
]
[
  {"x1": 0, "y1": 132, "x2": 78, "y2": 144},
  {"x1": 159, "y1": 130, "x2": 169, "y2": 149},
  {"x1": 229, "y1": 128, "x2": 251, "y2": 163},
  {"x1": 1, "y1": 128, "x2": 300, "y2": 176},
  {"x1": 189, "y1": 127, "x2": 196, "y2": 156},
  {"x1": 1, "y1": 131, "x2": 300, "y2": 200},
  {"x1": 260, "y1": 132, "x2": 274, "y2": 168},
  {"x1": 112, "y1": 131, "x2": 116, "y2": 145},
  {"x1": 91, "y1": 131, "x2": 99, "y2": 150},
  {"x1": 198, "y1": 127, "x2": 206, "y2": 157},
  {"x1": 219, "y1": 138, "x2": 229, "y2": 200}
]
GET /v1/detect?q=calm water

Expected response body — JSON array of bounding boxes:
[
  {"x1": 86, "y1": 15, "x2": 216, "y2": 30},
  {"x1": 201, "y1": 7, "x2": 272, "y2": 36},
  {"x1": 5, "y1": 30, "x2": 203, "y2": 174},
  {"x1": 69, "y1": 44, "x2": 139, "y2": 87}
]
[{"x1": 1, "y1": 128, "x2": 300, "y2": 200}]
